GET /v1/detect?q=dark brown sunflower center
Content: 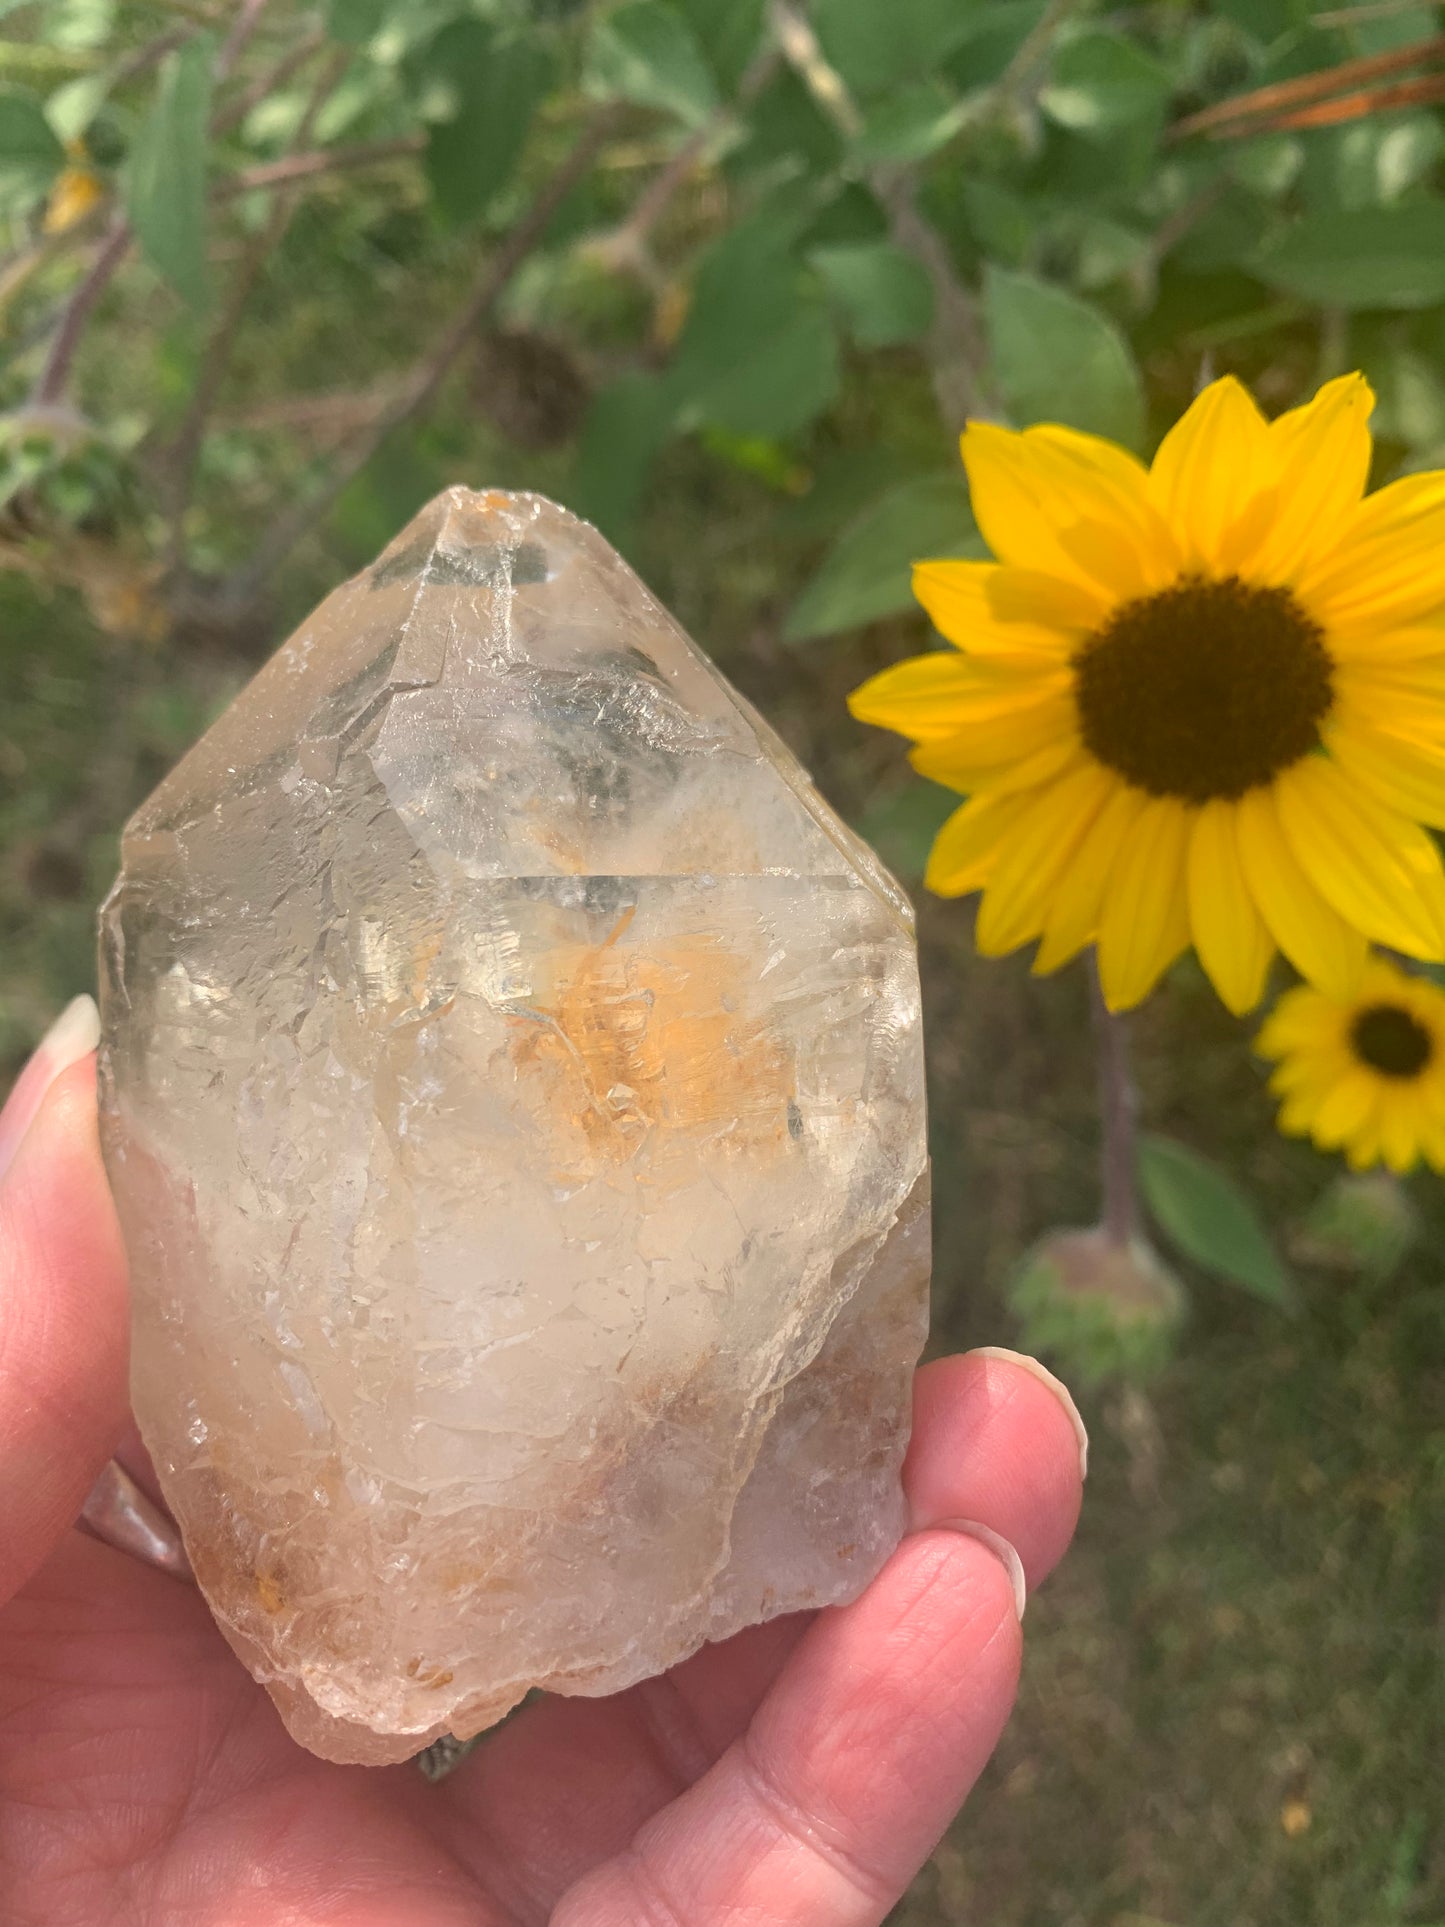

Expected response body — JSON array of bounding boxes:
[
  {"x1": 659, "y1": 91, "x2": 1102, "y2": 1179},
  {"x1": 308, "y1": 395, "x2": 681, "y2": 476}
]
[
  {"x1": 1073, "y1": 575, "x2": 1333, "y2": 802},
  {"x1": 1350, "y1": 1004, "x2": 1434, "y2": 1079}
]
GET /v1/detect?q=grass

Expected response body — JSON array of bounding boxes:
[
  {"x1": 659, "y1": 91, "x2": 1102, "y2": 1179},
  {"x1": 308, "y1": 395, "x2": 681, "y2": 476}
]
[{"x1": 1, "y1": 433, "x2": 1442, "y2": 1926}]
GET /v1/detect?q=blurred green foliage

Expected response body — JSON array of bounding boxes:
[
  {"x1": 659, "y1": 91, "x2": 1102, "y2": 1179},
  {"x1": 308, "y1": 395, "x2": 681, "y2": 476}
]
[
  {"x1": 7, "y1": 0, "x2": 1445, "y2": 622},
  {"x1": 1, "y1": 3, "x2": 1444, "y2": 1919}
]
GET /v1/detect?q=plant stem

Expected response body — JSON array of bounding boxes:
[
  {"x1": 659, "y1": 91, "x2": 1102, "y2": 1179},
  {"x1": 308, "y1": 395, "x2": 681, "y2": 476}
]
[
  {"x1": 163, "y1": 48, "x2": 348, "y2": 573},
  {"x1": 211, "y1": 137, "x2": 425, "y2": 200},
  {"x1": 768, "y1": 0, "x2": 989, "y2": 430},
  {"x1": 31, "y1": 220, "x2": 130, "y2": 405},
  {"x1": 588, "y1": 46, "x2": 779, "y2": 291},
  {"x1": 1090, "y1": 961, "x2": 1140, "y2": 1248},
  {"x1": 215, "y1": 0, "x2": 269, "y2": 82},
  {"x1": 31, "y1": 25, "x2": 317, "y2": 410},
  {"x1": 213, "y1": 31, "x2": 326, "y2": 138}
]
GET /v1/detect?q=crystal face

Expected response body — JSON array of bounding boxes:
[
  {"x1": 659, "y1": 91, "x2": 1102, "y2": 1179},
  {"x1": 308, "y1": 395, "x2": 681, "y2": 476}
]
[{"x1": 97, "y1": 489, "x2": 930, "y2": 1766}]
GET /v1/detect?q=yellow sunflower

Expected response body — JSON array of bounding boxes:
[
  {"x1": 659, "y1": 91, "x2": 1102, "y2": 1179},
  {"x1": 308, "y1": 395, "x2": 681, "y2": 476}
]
[
  {"x1": 1256, "y1": 957, "x2": 1445, "y2": 1173},
  {"x1": 849, "y1": 373, "x2": 1445, "y2": 1012}
]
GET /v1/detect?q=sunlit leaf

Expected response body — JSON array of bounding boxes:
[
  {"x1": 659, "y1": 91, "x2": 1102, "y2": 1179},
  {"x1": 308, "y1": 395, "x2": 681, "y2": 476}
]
[
  {"x1": 984, "y1": 266, "x2": 1146, "y2": 449},
  {"x1": 784, "y1": 473, "x2": 981, "y2": 641},
  {"x1": 45, "y1": 72, "x2": 110, "y2": 144},
  {"x1": 1138, "y1": 1134, "x2": 1297, "y2": 1311},
  {"x1": 1255, "y1": 201, "x2": 1445, "y2": 310},
  {"x1": 813, "y1": 0, "x2": 981, "y2": 95},
  {"x1": 853, "y1": 780, "x2": 957, "y2": 884},
  {"x1": 325, "y1": 0, "x2": 388, "y2": 45},
  {"x1": 1040, "y1": 31, "x2": 1170, "y2": 141},
  {"x1": 125, "y1": 37, "x2": 212, "y2": 308},
  {"x1": 670, "y1": 216, "x2": 840, "y2": 438},
  {"x1": 588, "y1": 0, "x2": 719, "y2": 127},
  {"x1": 852, "y1": 81, "x2": 965, "y2": 164}
]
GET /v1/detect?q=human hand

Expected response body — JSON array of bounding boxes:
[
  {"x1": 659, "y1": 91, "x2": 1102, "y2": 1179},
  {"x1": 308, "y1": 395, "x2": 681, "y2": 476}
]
[{"x1": 0, "y1": 1014, "x2": 1084, "y2": 1925}]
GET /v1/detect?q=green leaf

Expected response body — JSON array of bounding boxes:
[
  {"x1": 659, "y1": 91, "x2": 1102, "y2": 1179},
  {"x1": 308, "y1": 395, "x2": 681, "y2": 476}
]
[
  {"x1": 1039, "y1": 31, "x2": 1171, "y2": 141},
  {"x1": 1138, "y1": 1134, "x2": 1297, "y2": 1311},
  {"x1": 983, "y1": 266, "x2": 1145, "y2": 449},
  {"x1": 125, "y1": 36, "x2": 213, "y2": 308},
  {"x1": 813, "y1": 0, "x2": 981, "y2": 94},
  {"x1": 852, "y1": 780, "x2": 957, "y2": 884},
  {"x1": 325, "y1": 0, "x2": 388, "y2": 45},
  {"x1": 944, "y1": 2, "x2": 1045, "y2": 90},
  {"x1": 672, "y1": 0, "x2": 765, "y2": 91},
  {"x1": 588, "y1": 0, "x2": 719, "y2": 128},
  {"x1": 960, "y1": 177, "x2": 1034, "y2": 265},
  {"x1": 732, "y1": 66, "x2": 841, "y2": 178},
  {"x1": 852, "y1": 81, "x2": 965, "y2": 164},
  {"x1": 801, "y1": 182, "x2": 889, "y2": 251},
  {"x1": 1363, "y1": 345, "x2": 1445, "y2": 451},
  {"x1": 809, "y1": 241, "x2": 933, "y2": 347},
  {"x1": 784, "y1": 473, "x2": 981, "y2": 641},
  {"x1": 571, "y1": 371, "x2": 677, "y2": 543},
  {"x1": 693, "y1": 301, "x2": 840, "y2": 439},
  {"x1": 670, "y1": 216, "x2": 840, "y2": 438},
  {"x1": 1254, "y1": 201, "x2": 1445, "y2": 310},
  {"x1": 0, "y1": 85, "x2": 64, "y2": 201},
  {"x1": 424, "y1": 22, "x2": 553, "y2": 225},
  {"x1": 45, "y1": 72, "x2": 110, "y2": 144}
]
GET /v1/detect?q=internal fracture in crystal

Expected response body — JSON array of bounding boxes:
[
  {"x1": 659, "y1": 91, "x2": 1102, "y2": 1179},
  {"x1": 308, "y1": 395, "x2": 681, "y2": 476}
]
[{"x1": 98, "y1": 490, "x2": 930, "y2": 1765}]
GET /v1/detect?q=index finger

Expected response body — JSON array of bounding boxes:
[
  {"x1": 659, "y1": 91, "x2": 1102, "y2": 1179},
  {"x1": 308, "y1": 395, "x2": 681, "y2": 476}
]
[{"x1": 0, "y1": 1049, "x2": 129, "y2": 1602}]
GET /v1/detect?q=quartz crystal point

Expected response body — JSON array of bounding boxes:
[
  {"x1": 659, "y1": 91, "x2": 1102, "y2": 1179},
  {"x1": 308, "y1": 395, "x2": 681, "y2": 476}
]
[{"x1": 98, "y1": 490, "x2": 930, "y2": 1766}]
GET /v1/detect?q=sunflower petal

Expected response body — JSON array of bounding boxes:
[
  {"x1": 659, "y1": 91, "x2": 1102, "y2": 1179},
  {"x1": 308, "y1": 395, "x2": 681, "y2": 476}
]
[
  {"x1": 1378, "y1": 1098, "x2": 1420, "y2": 1173},
  {"x1": 1032, "y1": 777, "x2": 1150, "y2": 974},
  {"x1": 1299, "y1": 469, "x2": 1445, "y2": 632},
  {"x1": 1326, "y1": 717, "x2": 1445, "y2": 829},
  {"x1": 924, "y1": 789, "x2": 1037, "y2": 897},
  {"x1": 1186, "y1": 799, "x2": 1275, "y2": 1015},
  {"x1": 974, "y1": 762, "x2": 1115, "y2": 955},
  {"x1": 847, "y1": 651, "x2": 1069, "y2": 743},
  {"x1": 1275, "y1": 755, "x2": 1445, "y2": 957},
  {"x1": 912, "y1": 559, "x2": 1083, "y2": 653},
  {"x1": 1329, "y1": 650, "x2": 1445, "y2": 701},
  {"x1": 911, "y1": 732, "x2": 1083, "y2": 797},
  {"x1": 1255, "y1": 983, "x2": 1332, "y2": 1059},
  {"x1": 1146, "y1": 375, "x2": 1270, "y2": 571},
  {"x1": 962, "y1": 421, "x2": 1175, "y2": 601},
  {"x1": 1028, "y1": 422, "x2": 1153, "y2": 496},
  {"x1": 1251, "y1": 372, "x2": 1374, "y2": 583},
  {"x1": 1309, "y1": 1069, "x2": 1377, "y2": 1149},
  {"x1": 987, "y1": 567, "x2": 1109, "y2": 632},
  {"x1": 1235, "y1": 785, "x2": 1368, "y2": 998},
  {"x1": 1096, "y1": 796, "x2": 1194, "y2": 1009}
]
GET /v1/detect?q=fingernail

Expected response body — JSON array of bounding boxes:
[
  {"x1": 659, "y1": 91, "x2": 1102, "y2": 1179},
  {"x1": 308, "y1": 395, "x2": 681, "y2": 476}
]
[
  {"x1": 930, "y1": 1518, "x2": 1027, "y2": 1621},
  {"x1": 0, "y1": 994, "x2": 101, "y2": 1181},
  {"x1": 969, "y1": 1344, "x2": 1090, "y2": 1481},
  {"x1": 78, "y1": 1459, "x2": 192, "y2": 1582}
]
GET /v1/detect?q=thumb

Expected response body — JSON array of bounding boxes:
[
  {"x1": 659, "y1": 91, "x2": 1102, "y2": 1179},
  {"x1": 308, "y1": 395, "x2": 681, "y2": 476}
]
[{"x1": 0, "y1": 1010, "x2": 129, "y2": 1603}]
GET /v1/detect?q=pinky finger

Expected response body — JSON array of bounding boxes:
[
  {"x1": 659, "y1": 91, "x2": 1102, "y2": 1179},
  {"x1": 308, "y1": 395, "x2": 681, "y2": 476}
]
[{"x1": 552, "y1": 1530, "x2": 1022, "y2": 1926}]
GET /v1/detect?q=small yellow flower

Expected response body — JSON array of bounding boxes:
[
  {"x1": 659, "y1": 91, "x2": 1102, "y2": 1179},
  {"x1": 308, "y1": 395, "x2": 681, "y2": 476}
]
[
  {"x1": 1256, "y1": 958, "x2": 1445, "y2": 1173},
  {"x1": 849, "y1": 373, "x2": 1445, "y2": 1012},
  {"x1": 43, "y1": 160, "x2": 104, "y2": 236}
]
